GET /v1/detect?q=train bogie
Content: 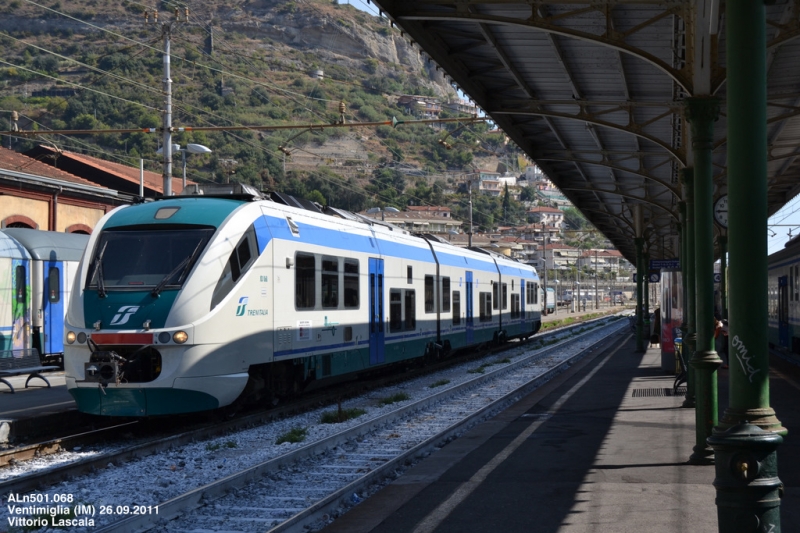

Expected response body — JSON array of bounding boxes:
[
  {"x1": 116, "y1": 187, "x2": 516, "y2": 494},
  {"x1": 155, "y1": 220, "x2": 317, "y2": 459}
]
[{"x1": 64, "y1": 187, "x2": 543, "y2": 416}]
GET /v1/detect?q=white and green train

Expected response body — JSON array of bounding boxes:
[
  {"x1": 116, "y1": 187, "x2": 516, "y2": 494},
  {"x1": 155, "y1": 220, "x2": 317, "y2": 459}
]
[{"x1": 65, "y1": 185, "x2": 543, "y2": 416}]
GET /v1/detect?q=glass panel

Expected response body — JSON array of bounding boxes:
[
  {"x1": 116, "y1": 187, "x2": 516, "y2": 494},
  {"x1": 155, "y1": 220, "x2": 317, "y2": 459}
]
[
  {"x1": 321, "y1": 256, "x2": 339, "y2": 309},
  {"x1": 452, "y1": 291, "x2": 461, "y2": 325},
  {"x1": 344, "y1": 259, "x2": 359, "y2": 308},
  {"x1": 442, "y1": 277, "x2": 450, "y2": 312},
  {"x1": 390, "y1": 290, "x2": 402, "y2": 332},
  {"x1": 295, "y1": 253, "x2": 316, "y2": 309},
  {"x1": 48, "y1": 267, "x2": 60, "y2": 303},
  {"x1": 87, "y1": 228, "x2": 214, "y2": 290},
  {"x1": 425, "y1": 275, "x2": 435, "y2": 313},
  {"x1": 405, "y1": 290, "x2": 416, "y2": 330}
]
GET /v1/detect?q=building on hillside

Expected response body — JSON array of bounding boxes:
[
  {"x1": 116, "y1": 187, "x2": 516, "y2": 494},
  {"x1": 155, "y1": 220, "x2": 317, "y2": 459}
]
[
  {"x1": 24, "y1": 144, "x2": 190, "y2": 198},
  {"x1": 527, "y1": 206, "x2": 565, "y2": 227},
  {"x1": 442, "y1": 99, "x2": 477, "y2": 115},
  {"x1": 577, "y1": 249, "x2": 625, "y2": 274},
  {"x1": 0, "y1": 146, "x2": 129, "y2": 232},
  {"x1": 397, "y1": 95, "x2": 441, "y2": 118},
  {"x1": 361, "y1": 207, "x2": 463, "y2": 234}
]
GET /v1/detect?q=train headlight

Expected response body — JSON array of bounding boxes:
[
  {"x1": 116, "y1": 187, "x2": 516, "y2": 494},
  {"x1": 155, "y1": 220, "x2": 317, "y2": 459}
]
[
  {"x1": 173, "y1": 331, "x2": 188, "y2": 344},
  {"x1": 77, "y1": 332, "x2": 87, "y2": 344},
  {"x1": 66, "y1": 331, "x2": 76, "y2": 344}
]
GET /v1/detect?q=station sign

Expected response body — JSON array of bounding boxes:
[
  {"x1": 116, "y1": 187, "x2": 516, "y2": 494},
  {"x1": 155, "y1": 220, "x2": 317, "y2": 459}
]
[{"x1": 650, "y1": 258, "x2": 680, "y2": 270}]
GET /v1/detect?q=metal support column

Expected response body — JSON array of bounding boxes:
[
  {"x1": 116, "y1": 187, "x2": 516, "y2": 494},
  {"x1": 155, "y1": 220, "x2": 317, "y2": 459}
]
[
  {"x1": 685, "y1": 97, "x2": 723, "y2": 464},
  {"x1": 719, "y1": 235, "x2": 728, "y2": 320},
  {"x1": 712, "y1": 1, "x2": 784, "y2": 530},
  {"x1": 681, "y1": 169, "x2": 697, "y2": 408},
  {"x1": 644, "y1": 250, "x2": 650, "y2": 339},
  {"x1": 635, "y1": 237, "x2": 645, "y2": 352}
]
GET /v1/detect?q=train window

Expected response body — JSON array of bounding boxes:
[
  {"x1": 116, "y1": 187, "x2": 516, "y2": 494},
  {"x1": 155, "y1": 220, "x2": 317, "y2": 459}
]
[
  {"x1": 405, "y1": 290, "x2": 416, "y2": 330},
  {"x1": 526, "y1": 282, "x2": 533, "y2": 305},
  {"x1": 442, "y1": 277, "x2": 451, "y2": 312},
  {"x1": 211, "y1": 226, "x2": 257, "y2": 309},
  {"x1": 344, "y1": 259, "x2": 359, "y2": 309},
  {"x1": 492, "y1": 282, "x2": 499, "y2": 310},
  {"x1": 321, "y1": 257, "x2": 339, "y2": 309},
  {"x1": 479, "y1": 292, "x2": 492, "y2": 322},
  {"x1": 15, "y1": 265, "x2": 25, "y2": 303},
  {"x1": 390, "y1": 290, "x2": 402, "y2": 332},
  {"x1": 407, "y1": 266, "x2": 413, "y2": 284},
  {"x1": 48, "y1": 267, "x2": 60, "y2": 303},
  {"x1": 511, "y1": 294, "x2": 521, "y2": 319},
  {"x1": 792, "y1": 271, "x2": 795, "y2": 301},
  {"x1": 295, "y1": 253, "x2": 316, "y2": 309},
  {"x1": 452, "y1": 291, "x2": 461, "y2": 325},
  {"x1": 796, "y1": 266, "x2": 799, "y2": 300},
  {"x1": 425, "y1": 275, "x2": 435, "y2": 313},
  {"x1": 502, "y1": 283, "x2": 508, "y2": 310}
]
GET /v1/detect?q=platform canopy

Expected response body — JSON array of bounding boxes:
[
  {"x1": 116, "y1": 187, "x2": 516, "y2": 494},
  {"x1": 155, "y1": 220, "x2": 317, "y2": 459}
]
[{"x1": 372, "y1": 1, "x2": 800, "y2": 263}]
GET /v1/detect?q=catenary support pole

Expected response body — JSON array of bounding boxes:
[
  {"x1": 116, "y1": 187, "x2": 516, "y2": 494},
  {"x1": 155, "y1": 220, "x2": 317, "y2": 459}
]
[
  {"x1": 719, "y1": 234, "x2": 728, "y2": 319},
  {"x1": 685, "y1": 96, "x2": 722, "y2": 464},
  {"x1": 635, "y1": 237, "x2": 645, "y2": 352}
]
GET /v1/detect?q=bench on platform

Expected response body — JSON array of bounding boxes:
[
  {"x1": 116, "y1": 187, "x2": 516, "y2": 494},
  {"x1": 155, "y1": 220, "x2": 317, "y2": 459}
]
[{"x1": 0, "y1": 349, "x2": 59, "y2": 393}]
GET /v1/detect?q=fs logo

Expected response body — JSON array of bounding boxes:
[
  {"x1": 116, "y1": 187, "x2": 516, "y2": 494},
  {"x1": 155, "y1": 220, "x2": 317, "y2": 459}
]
[
  {"x1": 236, "y1": 297, "x2": 249, "y2": 316},
  {"x1": 109, "y1": 305, "x2": 140, "y2": 326}
]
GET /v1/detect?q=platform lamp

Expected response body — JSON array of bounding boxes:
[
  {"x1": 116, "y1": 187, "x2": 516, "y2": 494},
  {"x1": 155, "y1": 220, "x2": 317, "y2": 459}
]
[{"x1": 157, "y1": 143, "x2": 213, "y2": 192}]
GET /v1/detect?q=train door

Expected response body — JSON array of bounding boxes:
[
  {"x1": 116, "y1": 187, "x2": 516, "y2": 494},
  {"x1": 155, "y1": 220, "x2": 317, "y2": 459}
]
[
  {"x1": 369, "y1": 258, "x2": 385, "y2": 365},
  {"x1": 465, "y1": 271, "x2": 474, "y2": 343},
  {"x1": 43, "y1": 261, "x2": 64, "y2": 356},
  {"x1": 779, "y1": 275, "x2": 790, "y2": 349}
]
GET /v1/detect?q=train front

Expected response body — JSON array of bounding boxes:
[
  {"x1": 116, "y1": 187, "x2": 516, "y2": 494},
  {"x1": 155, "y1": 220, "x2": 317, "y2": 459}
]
[{"x1": 64, "y1": 198, "x2": 250, "y2": 416}]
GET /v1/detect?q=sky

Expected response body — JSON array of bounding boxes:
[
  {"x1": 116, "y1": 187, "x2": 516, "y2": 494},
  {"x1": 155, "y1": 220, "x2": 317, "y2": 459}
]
[
  {"x1": 346, "y1": 1, "x2": 798, "y2": 255},
  {"x1": 768, "y1": 195, "x2": 800, "y2": 254}
]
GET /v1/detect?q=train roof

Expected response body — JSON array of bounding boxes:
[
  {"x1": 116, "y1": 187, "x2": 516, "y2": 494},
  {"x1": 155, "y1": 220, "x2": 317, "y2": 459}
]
[
  {"x1": 1, "y1": 228, "x2": 89, "y2": 261},
  {"x1": 0, "y1": 231, "x2": 32, "y2": 260}
]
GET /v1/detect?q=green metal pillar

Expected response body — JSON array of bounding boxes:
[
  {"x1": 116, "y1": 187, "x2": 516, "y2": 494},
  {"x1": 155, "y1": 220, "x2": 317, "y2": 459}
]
[
  {"x1": 718, "y1": 0, "x2": 784, "y2": 436},
  {"x1": 635, "y1": 237, "x2": 645, "y2": 352},
  {"x1": 712, "y1": 0, "x2": 785, "y2": 530},
  {"x1": 681, "y1": 169, "x2": 696, "y2": 408},
  {"x1": 644, "y1": 250, "x2": 650, "y2": 340},
  {"x1": 719, "y1": 235, "x2": 728, "y2": 320},
  {"x1": 685, "y1": 97, "x2": 723, "y2": 464}
]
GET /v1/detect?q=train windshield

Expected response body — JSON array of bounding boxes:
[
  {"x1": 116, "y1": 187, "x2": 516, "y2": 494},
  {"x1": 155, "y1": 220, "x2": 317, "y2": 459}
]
[{"x1": 86, "y1": 227, "x2": 215, "y2": 293}]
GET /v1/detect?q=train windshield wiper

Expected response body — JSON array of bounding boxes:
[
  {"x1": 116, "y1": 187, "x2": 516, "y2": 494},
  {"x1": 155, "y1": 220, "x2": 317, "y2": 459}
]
[
  {"x1": 91, "y1": 241, "x2": 109, "y2": 298},
  {"x1": 151, "y1": 238, "x2": 207, "y2": 297}
]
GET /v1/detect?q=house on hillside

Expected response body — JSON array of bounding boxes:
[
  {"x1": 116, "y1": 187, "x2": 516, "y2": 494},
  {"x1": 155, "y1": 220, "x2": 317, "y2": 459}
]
[{"x1": 527, "y1": 206, "x2": 565, "y2": 227}]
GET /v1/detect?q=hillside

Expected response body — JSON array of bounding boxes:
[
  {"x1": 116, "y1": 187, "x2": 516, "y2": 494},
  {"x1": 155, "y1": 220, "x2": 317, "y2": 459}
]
[{"x1": 0, "y1": 0, "x2": 528, "y2": 226}]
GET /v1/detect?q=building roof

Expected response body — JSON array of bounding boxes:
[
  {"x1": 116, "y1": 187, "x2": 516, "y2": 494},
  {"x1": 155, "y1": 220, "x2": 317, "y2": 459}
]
[
  {"x1": 528, "y1": 206, "x2": 564, "y2": 214},
  {"x1": 24, "y1": 145, "x2": 189, "y2": 196},
  {"x1": 0, "y1": 146, "x2": 102, "y2": 188}
]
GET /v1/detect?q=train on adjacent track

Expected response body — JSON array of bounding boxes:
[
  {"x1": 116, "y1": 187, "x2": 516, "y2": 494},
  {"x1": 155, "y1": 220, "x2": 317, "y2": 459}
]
[
  {"x1": 768, "y1": 234, "x2": 800, "y2": 355},
  {"x1": 64, "y1": 184, "x2": 544, "y2": 416},
  {"x1": 0, "y1": 228, "x2": 88, "y2": 365}
]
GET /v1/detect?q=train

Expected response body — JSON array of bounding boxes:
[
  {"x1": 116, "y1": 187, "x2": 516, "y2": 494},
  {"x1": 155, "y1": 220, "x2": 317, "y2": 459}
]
[
  {"x1": 63, "y1": 184, "x2": 544, "y2": 417},
  {"x1": 0, "y1": 228, "x2": 88, "y2": 365},
  {"x1": 768, "y1": 234, "x2": 800, "y2": 354}
]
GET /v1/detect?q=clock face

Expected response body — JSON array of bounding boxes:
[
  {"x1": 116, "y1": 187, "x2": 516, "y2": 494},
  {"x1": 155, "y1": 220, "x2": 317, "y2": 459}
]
[{"x1": 714, "y1": 195, "x2": 728, "y2": 228}]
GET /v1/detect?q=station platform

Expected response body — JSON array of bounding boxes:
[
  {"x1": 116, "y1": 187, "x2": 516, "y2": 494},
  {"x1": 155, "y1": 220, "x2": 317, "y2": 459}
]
[{"x1": 324, "y1": 331, "x2": 800, "y2": 533}]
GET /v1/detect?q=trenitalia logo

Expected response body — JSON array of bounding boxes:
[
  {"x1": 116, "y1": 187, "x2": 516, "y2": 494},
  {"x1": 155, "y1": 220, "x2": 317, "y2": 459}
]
[
  {"x1": 109, "y1": 305, "x2": 140, "y2": 326},
  {"x1": 236, "y1": 297, "x2": 249, "y2": 316}
]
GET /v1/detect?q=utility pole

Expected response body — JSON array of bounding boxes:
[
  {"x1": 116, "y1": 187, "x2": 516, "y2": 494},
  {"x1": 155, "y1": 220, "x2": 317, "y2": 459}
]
[
  {"x1": 467, "y1": 175, "x2": 474, "y2": 247},
  {"x1": 542, "y1": 223, "x2": 548, "y2": 314},
  {"x1": 147, "y1": 8, "x2": 189, "y2": 197},
  {"x1": 595, "y1": 248, "x2": 599, "y2": 309}
]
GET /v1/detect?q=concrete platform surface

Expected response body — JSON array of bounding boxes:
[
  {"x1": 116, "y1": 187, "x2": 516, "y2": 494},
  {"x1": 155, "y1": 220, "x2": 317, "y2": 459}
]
[{"x1": 323, "y1": 333, "x2": 800, "y2": 533}]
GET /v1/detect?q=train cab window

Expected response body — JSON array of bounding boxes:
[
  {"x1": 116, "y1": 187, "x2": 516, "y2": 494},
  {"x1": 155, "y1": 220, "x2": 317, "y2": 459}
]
[
  {"x1": 502, "y1": 283, "x2": 508, "y2": 310},
  {"x1": 425, "y1": 275, "x2": 435, "y2": 313},
  {"x1": 322, "y1": 257, "x2": 339, "y2": 309},
  {"x1": 295, "y1": 253, "x2": 316, "y2": 309},
  {"x1": 442, "y1": 277, "x2": 451, "y2": 312},
  {"x1": 15, "y1": 265, "x2": 25, "y2": 303},
  {"x1": 407, "y1": 266, "x2": 413, "y2": 284},
  {"x1": 452, "y1": 291, "x2": 461, "y2": 326},
  {"x1": 492, "y1": 282, "x2": 499, "y2": 310},
  {"x1": 48, "y1": 267, "x2": 60, "y2": 303},
  {"x1": 211, "y1": 226, "x2": 257, "y2": 309},
  {"x1": 344, "y1": 259, "x2": 359, "y2": 309},
  {"x1": 480, "y1": 292, "x2": 492, "y2": 322}
]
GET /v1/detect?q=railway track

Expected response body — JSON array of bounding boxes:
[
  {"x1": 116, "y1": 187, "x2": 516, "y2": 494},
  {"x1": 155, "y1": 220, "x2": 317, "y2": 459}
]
[{"x1": 1, "y1": 315, "x2": 626, "y2": 532}]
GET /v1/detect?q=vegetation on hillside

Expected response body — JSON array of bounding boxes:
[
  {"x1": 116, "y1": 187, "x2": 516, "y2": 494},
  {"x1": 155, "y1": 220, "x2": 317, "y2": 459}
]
[{"x1": 0, "y1": 0, "x2": 554, "y2": 231}]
